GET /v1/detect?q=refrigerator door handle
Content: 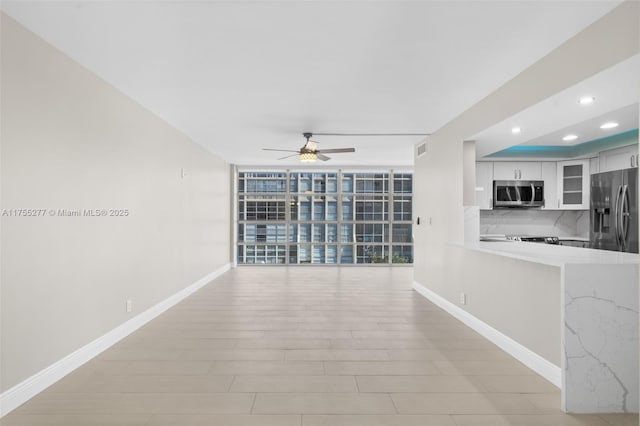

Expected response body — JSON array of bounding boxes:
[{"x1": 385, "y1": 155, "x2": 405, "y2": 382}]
[
  {"x1": 620, "y1": 184, "x2": 630, "y2": 250},
  {"x1": 615, "y1": 185, "x2": 623, "y2": 250}
]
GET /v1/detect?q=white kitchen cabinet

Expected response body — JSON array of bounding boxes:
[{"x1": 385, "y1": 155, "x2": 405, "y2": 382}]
[
  {"x1": 493, "y1": 162, "x2": 542, "y2": 180},
  {"x1": 598, "y1": 144, "x2": 639, "y2": 173},
  {"x1": 557, "y1": 159, "x2": 589, "y2": 210},
  {"x1": 541, "y1": 162, "x2": 557, "y2": 210},
  {"x1": 589, "y1": 156, "x2": 599, "y2": 175},
  {"x1": 475, "y1": 162, "x2": 493, "y2": 210}
]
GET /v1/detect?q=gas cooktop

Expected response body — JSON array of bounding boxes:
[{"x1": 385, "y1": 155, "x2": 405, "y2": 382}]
[{"x1": 506, "y1": 236, "x2": 559, "y2": 244}]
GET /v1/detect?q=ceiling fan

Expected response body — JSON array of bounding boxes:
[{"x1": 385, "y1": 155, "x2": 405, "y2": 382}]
[{"x1": 263, "y1": 132, "x2": 355, "y2": 162}]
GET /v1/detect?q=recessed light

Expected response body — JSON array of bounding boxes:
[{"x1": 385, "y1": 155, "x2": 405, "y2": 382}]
[
  {"x1": 578, "y1": 96, "x2": 595, "y2": 105},
  {"x1": 511, "y1": 127, "x2": 521, "y2": 134},
  {"x1": 600, "y1": 122, "x2": 619, "y2": 129},
  {"x1": 563, "y1": 134, "x2": 578, "y2": 142}
]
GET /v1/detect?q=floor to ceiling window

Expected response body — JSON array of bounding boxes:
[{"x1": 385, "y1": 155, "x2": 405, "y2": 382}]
[{"x1": 237, "y1": 170, "x2": 413, "y2": 265}]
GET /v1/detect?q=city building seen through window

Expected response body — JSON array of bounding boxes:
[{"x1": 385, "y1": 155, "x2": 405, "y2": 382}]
[{"x1": 237, "y1": 170, "x2": 413, "y2": 265}]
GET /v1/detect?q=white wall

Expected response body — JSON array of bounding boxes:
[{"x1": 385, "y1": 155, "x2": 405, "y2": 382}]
[{"x1": 0, "y1": 13, "x2": 230, "y2": 392}]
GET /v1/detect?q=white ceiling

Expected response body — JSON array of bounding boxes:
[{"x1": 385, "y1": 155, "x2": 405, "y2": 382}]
[
  {"x1": 1, "y1": 1, "x2": 624, "y2": 166},
  {"x1": 473, "y1": 54, "x2": 640, "y2": 158}
]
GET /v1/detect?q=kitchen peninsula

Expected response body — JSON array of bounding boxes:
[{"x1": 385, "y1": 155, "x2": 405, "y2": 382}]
[{"x1": 414, "y1": 240, "x2": 638, "y2": 413}]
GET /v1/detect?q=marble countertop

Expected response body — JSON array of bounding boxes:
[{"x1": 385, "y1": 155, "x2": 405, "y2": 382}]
[{"x1": 460, "y1": 240, "x2": 640, "y2": 267}]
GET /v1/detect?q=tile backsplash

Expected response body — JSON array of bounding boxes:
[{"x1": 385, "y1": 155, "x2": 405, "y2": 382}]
[{"x1": 480, "y1": 209, "x2": 589, "y2": 238}]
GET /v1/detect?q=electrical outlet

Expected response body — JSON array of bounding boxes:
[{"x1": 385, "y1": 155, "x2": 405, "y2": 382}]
[
  {"x1": 460, "y1": 293, "x2": 466, "y2": 305},
  {"x1": 126, "y1": 299, "x2": 133, "y2": 313}
]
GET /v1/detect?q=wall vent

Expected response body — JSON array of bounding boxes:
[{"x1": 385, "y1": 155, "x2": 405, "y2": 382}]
[{"x1": 416, "y1": 142, "x2": 427, "y2": 157}]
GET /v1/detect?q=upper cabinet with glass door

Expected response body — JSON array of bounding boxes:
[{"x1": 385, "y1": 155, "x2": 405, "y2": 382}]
[{"x1": 556, "y1": 159, "x2": 590, "y2": 210}]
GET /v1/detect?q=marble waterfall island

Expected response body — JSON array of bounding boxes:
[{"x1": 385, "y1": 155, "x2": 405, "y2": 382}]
[
  {"x1": 440, "y1": 241, "x2": 639, "y2": 414},
  {"x1": 563, "y1": 263, "x2": 639, "y2": 413}
]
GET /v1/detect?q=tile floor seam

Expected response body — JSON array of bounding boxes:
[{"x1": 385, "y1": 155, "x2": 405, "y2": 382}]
[
  {"x1": 596, "y1": 414, "x2": 614, "y2": 425},
  {"x1": 227, "y1": 374, "x2": 237, "y2": 392},
  {"x1": 388, "y1": 392, "x2": 400, "y2": 414},
  {"x1": 250, "y1": 392, "x2": 257, "y2": 414},
  {"x1": 142, "y1": 413, "x2": 155, "y2": 426}
]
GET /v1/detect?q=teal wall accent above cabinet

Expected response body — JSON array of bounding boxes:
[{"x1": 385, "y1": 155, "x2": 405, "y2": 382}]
[{"x1": 487, "y1": 129, "x2": 639, "y2": 159}]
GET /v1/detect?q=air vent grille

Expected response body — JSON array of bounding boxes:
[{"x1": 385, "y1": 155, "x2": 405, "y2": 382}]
[{"x1": 416, "y1": 142, "x2": 427, "y2": 157}]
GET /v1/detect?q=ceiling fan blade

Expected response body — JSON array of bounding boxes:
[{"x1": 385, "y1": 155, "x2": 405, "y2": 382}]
[
  {"x1": 263, "y1": 148, "x2": 300, "y2": 153},
  {"x1": 277, "y1": 153, "x2": 300, "y2": 160},
  {"x1": 317, "y1": 153, "x2": 331, "y2": 161},
  {"x1": 317, "y1": 148, "x2": 355, "y2": 154}
]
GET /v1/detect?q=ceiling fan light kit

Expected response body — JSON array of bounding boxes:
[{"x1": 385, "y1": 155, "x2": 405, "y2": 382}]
[{"x1": 299, "y1": 152, "x2": 317, "y2": 162}]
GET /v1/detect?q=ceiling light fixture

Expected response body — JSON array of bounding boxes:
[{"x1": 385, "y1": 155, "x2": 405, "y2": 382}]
[
  {"x1": 578, "y1": 96, "x2": 595, "y2": 105},
  {"x1": 299, "y1": 152, "x2": 318, "y2": 162},
  {"x1": 600, "y1": 122, "x2": 619, "y2": 129},
  {"x1": 562, "y1": 134, "x2": 578, "y2": 142},
  {"x1": 511, "y1": 127, "x2": 521, "y2": 134}
]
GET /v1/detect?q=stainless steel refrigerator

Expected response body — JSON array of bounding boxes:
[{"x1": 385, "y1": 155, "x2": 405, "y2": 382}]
[{"x1": 590, "y1": 167, "x2": 638, "y2": 253}]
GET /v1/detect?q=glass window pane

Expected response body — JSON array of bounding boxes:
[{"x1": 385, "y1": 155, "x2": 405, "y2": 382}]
[
  {"x1": 312, "y1": 245, "x2": 325, "y2": 263},
  {"x1": 327, "y1": 224, "x2": 337, "y2": 243},
  {"x1": 289, "y1": 197, "x2": 299, "y2": 220},
  {"x1": 327, "y1": 199, "x2": 337, "y2": 220},
  {"x1": 392, "y1": 245, "x2": 412, "y2": 263},
  {"x1": 355, "y1": 196, "x2": 387, "y2": 221},
  {"x1": 392, "y1": 224, "x2": 412, "y2": 243},
  {"x1": 299, "y1": 173, "x2": 312, "y2": 192},
  {"x1": 289, "y1": 174, "x2": 298, "y2": 193},
  {"x1": 313, "y1": 199, "x2": 325, "y2": 220},
  {"x1": 326, "y1": 245, "x2": 337, "y2": 264},
  {"x1": 299, "y1": 197, "x2": 311, "y2": 220},
  {"x1": 393, "y1": 196, "x2": 412, "y2": 221},
  {"x1": 342, "y1": 196, "x2": 353, "y2": 220},
  {"x1": 340, "y1": 245, "x2": 353, "y2": 264},
  {"x1": 298, "y1": 245, "x2": 311, "y2": 263},
  {"x1": 237, "y1": 244, "x2": 244, "y2": 264},
  {"x1": 340, "y1": 224, "x2": 353, "y2": 243},
  {"x1": 326, "y1": 174, "x2": 337, "y2": 193},
  {"x1": 342, "y1": 174, "x2": 354, "y2": 193},
  {"x1": 313, "y1": 224, "x2": 325, "y2": 242},
  {"x1": 245, "y1": 224, "x2": 256, "y2": 242},
  {"x1": 356, "y1": 245, "x2": 388, "y2": 264},
  {"x1": 288, "y1": 245, "x2": 298, "y2": 264},
  {"x1": 299, "y1": 224, "x2": 311, "y2": 242},
  {"x1": 393, "y1": 173, "x2": 412, "y2": 193},
  {"x1": 313, "y1": 173, "x2": 326, "y2": 193},
  {"x1": 288, "y1": 224, "x2": 298, "y2": 242}
]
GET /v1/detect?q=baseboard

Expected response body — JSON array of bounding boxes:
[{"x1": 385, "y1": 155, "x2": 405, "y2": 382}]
[
  {"x1": 0, "y1": 263, "x2": 231, "y2": 417},
  {"x1": 413, "y1": 281, "x2": 561, "y2": 388}
]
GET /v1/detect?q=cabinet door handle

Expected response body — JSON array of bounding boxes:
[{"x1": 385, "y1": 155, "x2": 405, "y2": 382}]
[
  {"x1": 631, "y1": 155, "x2": 635, "y2": 168},
  {"x1": 558, "y1": 199, "x2": 560, "y2": 208},
  {"x1": 514, "y1": 169, "x2": 517, "y2": 179}
]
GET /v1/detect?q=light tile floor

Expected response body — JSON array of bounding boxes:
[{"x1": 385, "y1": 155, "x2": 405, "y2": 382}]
[{"x1": 4, "y1": 267, "x2": 638, "y2": 426}]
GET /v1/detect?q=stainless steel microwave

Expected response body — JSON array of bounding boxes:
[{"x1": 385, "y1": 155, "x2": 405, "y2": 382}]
[{"x1": 493, "y1": 180, "x2": 544, "y2": 208}]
